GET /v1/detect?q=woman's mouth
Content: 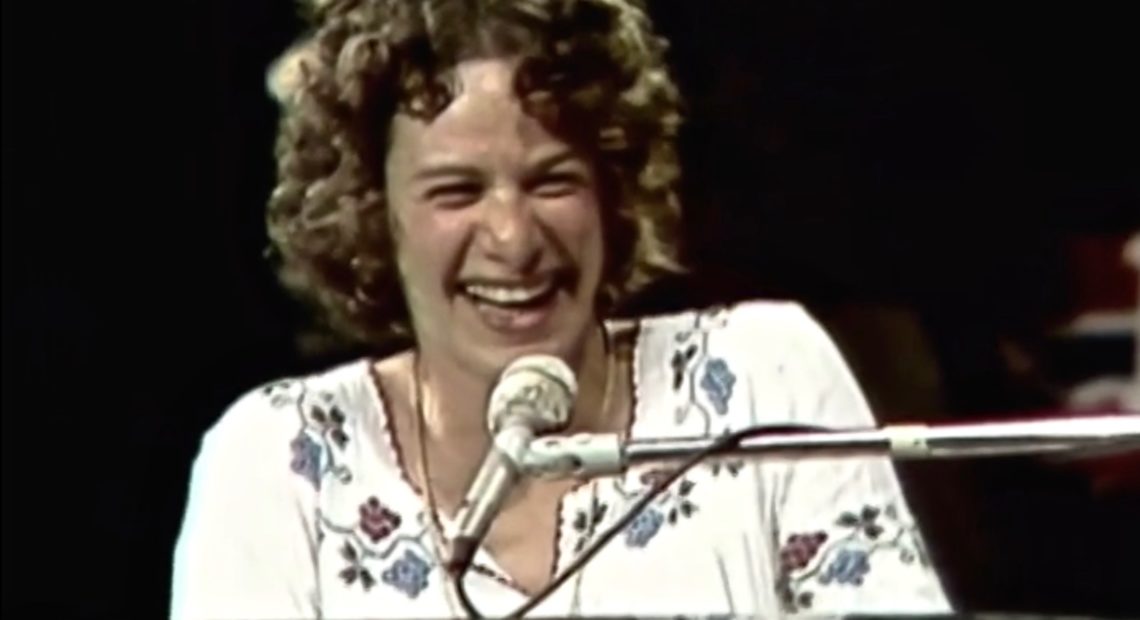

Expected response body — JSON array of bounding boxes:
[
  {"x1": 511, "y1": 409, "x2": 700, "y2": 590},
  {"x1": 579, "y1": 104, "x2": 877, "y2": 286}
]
[{"x1": 457, "y1": 274, "x2": 567, "y2": 334}]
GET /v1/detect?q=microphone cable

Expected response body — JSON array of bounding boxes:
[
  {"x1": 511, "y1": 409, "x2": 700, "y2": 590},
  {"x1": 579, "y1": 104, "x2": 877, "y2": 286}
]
[{"x1": 450, "y1": 423, "x2": 829, "y2": 619}]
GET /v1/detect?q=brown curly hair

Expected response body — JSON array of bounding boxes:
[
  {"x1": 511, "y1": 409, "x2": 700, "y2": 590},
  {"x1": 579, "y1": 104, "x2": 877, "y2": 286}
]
[{"x1": 266, "y1": 0, "x2": 687, "y2": 348}]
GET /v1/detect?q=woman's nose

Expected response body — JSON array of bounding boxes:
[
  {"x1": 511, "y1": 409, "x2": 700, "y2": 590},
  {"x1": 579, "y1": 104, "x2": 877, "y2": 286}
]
[{"x1": 477, "y1": 186, "x2": 541, "y2": 268}]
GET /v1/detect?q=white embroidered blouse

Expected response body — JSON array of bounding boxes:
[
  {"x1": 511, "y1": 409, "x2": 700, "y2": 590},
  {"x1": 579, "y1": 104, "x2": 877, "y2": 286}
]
[{"x1": 171, "y1": 300, "x2": 952, "y2": 618}]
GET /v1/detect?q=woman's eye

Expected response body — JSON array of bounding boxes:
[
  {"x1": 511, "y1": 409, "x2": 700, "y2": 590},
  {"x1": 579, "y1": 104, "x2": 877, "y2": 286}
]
[
  {"x1": 531, "y1": 173, "x2": 582, "y2": 197},
  {"x1": 427, "y1": 182, "x2": 482, "y2": 207}
]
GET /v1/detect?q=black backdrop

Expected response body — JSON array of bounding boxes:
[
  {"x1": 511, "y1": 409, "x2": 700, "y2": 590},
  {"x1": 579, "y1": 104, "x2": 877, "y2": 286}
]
[{"x1": 3, "y1": 0, "x2": 1137, "y2": 617}]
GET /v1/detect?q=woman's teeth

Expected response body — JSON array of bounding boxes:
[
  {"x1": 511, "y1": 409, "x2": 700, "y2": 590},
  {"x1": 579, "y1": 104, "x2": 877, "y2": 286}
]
[{"x1": 463, "y1": 280, "x2": 556, "y2": 306}]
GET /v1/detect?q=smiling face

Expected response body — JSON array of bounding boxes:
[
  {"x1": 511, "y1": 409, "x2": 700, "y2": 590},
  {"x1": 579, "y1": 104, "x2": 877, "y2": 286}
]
[{"x1": 384, "y1": 57, "x2": 606, "y2": 379}]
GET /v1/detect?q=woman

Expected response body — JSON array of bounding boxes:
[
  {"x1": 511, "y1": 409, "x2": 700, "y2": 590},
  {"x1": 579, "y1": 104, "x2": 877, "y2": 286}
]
[{"x1": 171, "y1": 0, "x2": 952, "y2": 617}]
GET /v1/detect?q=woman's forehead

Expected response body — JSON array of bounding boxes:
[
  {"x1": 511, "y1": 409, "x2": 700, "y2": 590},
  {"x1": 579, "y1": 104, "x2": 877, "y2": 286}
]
[
  {"x1": 387, "y1": 58, "x2": 568, "y2": 170},
  {"x1": 454, "y1": 57, "x2": 517, "y2": 98}
]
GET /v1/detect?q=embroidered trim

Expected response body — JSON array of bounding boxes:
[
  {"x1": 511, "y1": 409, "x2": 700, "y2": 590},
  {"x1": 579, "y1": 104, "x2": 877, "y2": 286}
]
[
  {"x1": 596, "y1": 467, "x2": 704, "y2": 550},
  {"x1": 270, "y1": 378, "x2": 353, "y2": 490},
  {"x1": 668, "y1": 306, "x2": 734, "y2": 435},
  {"x1": 381, "y1": 549, "x2": 432, "y2": 598},
  {"x1": 700, "y1": 358, "x2": 736, "y2": 416},
  {"x1": 776, "y1": 503, "x2": 932, "y2": 612},
  {"x1": 569, "y1": 494, "x2": 610, "y2": 554},
  {"x1": 282, "y1": 309, "x2": 758, "y2": 602},
  {"x1": 361, "y1": 359, "x2": 532, "y2": 595},
  {"x1": 625, "y1": 508, "x2": 665, "y2": 547}
]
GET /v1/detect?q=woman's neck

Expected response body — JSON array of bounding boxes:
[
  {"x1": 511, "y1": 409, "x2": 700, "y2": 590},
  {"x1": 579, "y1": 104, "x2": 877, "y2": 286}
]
[
  {"x1": 412, "y1": 323, "x2": 616, "y2": 504},
  {"x1": 418, "y1": 323, "x2": 613, "y2": 441}
]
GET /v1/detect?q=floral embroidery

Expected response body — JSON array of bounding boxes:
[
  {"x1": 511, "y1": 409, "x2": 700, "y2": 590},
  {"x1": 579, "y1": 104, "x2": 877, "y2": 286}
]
[
  {"x1": 261, "y1": 380, "x2": 298, "y2": 408},
  {"x1": 625, "y1": 508, "x2": 665, "y2": 547},
  {"x1": 707, "y1": 429, "x2": 745, "y2": 478},
  {"x1": 322, "y1": 508, "x2": 443, "y2": 598},
  {"x1": 668, "y1": 310, "x2": 739, "y2": 435},
  {"x1": 666, "y1": 498, "x2": 697, "y2": 524},
  {"x1": 289, "y1": 431, "x2": 322, "y2": 489},
  {"x1": 571, "y1": 496, "x2": 609, "y2": 553},
  {"x1": 776, "y1": 503, "x2": 931, "y2": 613},
  {"x1": 837, "y1": 505, "x2": 885, "y2": 539},
  {"x1": 779, "y1": 531, "x2": 828, "y2": 571},
  {"x1": 700, "y1": 358, "x2": 736, "y2": 415},
  {"x1": 610, "y1": 468, "x2": 703, "y2": 550},
  {"x1": 338, "y1": 541, "x2": 377, "y2": 591},
  {"x1": 279, "y1": 379, "x2": 353, "y2": 484},
  {"x1": 670, "y1": 344, "x2": 698, "y2": 391},
  {"x1": 381, "y1": 550, "x2": 431, "y2": 598},
  {"x1": 819, "y1": 548, "x2": 870, "y2": 585},
  {"x1": 637, "y1": 469, "x2": 700, "y2": 526},
  {"x1": 309, "y1": 404, "x2": 349, "y2": 449},
  {"x1": 359, "y1": 497, "x2": 402, "y2": 543},
  {"x1": 707, "y1": 458, "x2": 744, "y2": 478},
  {"x1": 777, "y1": 576, "x2": 816, "y2": 613}
]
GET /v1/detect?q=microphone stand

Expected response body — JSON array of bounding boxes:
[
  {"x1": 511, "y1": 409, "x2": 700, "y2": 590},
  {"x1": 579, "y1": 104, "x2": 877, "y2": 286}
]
[
  {"x1": 518, "y1": 413, "x2": 1140, "y2": 482},
  {"x1": 467, "y1": 413, "x2": 1140, "y2": 619}
]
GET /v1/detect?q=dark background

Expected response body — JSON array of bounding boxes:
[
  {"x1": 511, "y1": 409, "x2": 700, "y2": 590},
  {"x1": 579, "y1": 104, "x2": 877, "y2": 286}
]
[{"x1": 3, "y1": 0, "x2": 1137, "y2": 617}]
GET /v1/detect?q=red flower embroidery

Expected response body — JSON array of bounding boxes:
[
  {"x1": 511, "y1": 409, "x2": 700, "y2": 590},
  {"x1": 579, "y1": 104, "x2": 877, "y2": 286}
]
[
  {"x1": 359, "y1": 497, "x2": 402, "y2": 543},
  {"x1": 779, "y1": 531, "x2": 828, "y2": 571}
]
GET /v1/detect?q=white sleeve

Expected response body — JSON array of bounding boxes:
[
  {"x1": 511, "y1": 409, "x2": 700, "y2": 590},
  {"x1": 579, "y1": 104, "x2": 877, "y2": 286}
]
[
  {"x1": 170, "y1": 389, "x2": 321, "y2": 620},
  {"x1": 757, "y1": 304, "x2": 952, "y2": 615}
]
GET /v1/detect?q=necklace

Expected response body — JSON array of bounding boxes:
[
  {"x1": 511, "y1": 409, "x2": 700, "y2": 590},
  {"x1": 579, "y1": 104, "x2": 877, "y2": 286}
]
[
  {"x1": 411, "y1": 355, "x2": 464, "y2": 615},
  {"x1": 411, "y1": 322, "x2": 616, "y2": 617}
]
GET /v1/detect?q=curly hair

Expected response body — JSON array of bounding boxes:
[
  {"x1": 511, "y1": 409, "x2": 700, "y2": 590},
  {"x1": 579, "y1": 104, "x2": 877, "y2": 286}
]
[{"x1": 266, "y1": 0, "x2": 687, "y2": 348}]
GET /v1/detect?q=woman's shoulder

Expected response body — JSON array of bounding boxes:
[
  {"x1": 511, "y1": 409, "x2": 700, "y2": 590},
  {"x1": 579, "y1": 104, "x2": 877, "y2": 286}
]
[
  {"x1": 193, "y1": 358, "x2": 377, "y2": 466},
  {"x1": 633, "y1": 298, "x2": 832, "y2": 353},
  {"x1": 631, "y1": 298, "x2": 860, "y2": 410},
  {"x1": 171, "y1": 361, "x2": 380, "y2": 619}
]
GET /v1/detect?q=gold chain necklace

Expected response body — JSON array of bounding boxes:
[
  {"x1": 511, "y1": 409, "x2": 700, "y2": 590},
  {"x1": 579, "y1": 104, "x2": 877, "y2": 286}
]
[{"x1": 412, "y1": 323, "x2": 615, "y2": 617}]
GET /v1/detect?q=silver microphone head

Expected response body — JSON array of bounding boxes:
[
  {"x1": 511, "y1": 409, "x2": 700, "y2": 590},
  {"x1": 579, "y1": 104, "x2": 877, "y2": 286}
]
[{"x1": 487, "y1": 355, "x2": 577, "y2": 435}]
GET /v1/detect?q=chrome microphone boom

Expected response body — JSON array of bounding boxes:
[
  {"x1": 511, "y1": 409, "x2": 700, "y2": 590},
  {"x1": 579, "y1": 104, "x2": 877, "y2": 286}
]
[{"x1": 517, "y1": 413, "x2": 1140, "y2": 481}]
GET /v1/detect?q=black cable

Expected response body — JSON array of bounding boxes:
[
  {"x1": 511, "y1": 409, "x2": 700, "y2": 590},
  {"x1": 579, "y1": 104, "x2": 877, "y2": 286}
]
[
  {"x1": 452, "y1": 423, "x2": 829, "y2": 619},
  {"x1": 453, "y1": 568, "x2": 483, "y2": 620}
]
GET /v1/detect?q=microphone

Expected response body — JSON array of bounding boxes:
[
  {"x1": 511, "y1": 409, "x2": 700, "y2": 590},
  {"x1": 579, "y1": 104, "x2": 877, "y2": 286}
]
[
  {"x1": 446, "y1": 354, "x2": 578, "y2": 575},
  {"x1": 516, "y1": 413, "x2": 1140, "y2": 480}
]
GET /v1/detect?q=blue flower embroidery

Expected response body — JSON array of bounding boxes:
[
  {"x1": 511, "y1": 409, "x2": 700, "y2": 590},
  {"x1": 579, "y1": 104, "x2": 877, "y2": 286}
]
[
  {"x1": 289, "y1": 431, "x2": 321, "y2": 489},
  {"x1": 819, "y1": 548, "x2": 871, "y2": 586},
  {"x1": 381, "y1": 550, "x2": 431, "y2": 598},
  {"x1": 700, "y1": 358, "x2": 736, "y2": 415},
  {"x1": 625, "y1": 509, "x2": 665, "y2": 548}
]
